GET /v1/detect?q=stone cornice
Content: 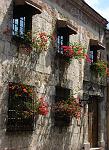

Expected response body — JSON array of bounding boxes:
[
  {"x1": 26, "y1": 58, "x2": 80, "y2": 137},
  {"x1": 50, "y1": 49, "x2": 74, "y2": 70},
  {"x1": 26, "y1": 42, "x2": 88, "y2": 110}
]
[{"x1": 69, "y1": 0, "x2": 108, "y2": 27}]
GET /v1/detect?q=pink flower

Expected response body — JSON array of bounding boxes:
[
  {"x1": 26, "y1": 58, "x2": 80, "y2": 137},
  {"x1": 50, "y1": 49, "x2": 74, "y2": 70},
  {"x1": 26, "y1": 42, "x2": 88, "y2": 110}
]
[{"x1": 23, "y1": 88, "x2": 28, "y2": 93}]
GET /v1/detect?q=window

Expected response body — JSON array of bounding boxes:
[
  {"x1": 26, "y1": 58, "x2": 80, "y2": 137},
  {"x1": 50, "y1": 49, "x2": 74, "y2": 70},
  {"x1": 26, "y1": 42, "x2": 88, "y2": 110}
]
[
  {"x1": 13, "y1": 0, "x2": 42, "y2": 40},
  {"x1": 55, "y1": 86, "x2": 70, "y2": 102},
  {"x1": 57, "y1": 31, "x2": 69, "y2": 54},
  {"x1": 7, "y1": 82, "x2": 35, "y2": 132},
  {"x1": 90, "y1": 39, "x2": 105, "y2": 63},
  {"x1": 13, "y1": 6, "x2": 32, "y2": 39},
  {"x1": 57, "y1": 20, "x2": 77, "y2": 54},
  {"x1": 54, "y1": 86, "x2": 71, "y2": 127},
  {"x1": 89, "y1": 49, "x2": 97, "y2": 63},
  {"x1": 89, "y1": 49, "x2": 103, "y2": 63}
]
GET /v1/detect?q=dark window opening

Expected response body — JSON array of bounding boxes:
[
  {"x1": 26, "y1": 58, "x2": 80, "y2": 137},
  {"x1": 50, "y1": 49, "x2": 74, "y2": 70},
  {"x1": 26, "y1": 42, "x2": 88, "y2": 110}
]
[
  {"x1": 54, "y1": 86, "x2": 71, "y2": 127},
  {"x1": 7, "y1": 82, "x2": 35, "y2": 132},
  {"x1": 12, "y1": 0, "x2": 42, "y2": 41},
  {"x1": 90, "y1": 48, "x2": 102, "y2": 63},
  {"x1": 89, "y1": 39, "x2": 105, "y2": 63},
  {"x1": 57, "y1": 29, "x2": 69, "y2": 54},
  {"x1": 55, "y1": 86, "x2": 70, "y2": 102},
  {"x1": 13, "y1": 5, "x2": 32, "y2": 40},
  {"x1": 56, "y1": 20, "x2": 77, "y2": 59},
  {"x1": 89, "y1": 49, "x2": 97, "y2": 63}
]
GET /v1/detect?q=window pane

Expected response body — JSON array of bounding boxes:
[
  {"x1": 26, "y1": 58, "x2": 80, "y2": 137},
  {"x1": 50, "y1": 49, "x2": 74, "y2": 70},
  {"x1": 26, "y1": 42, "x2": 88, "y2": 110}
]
[
  {"x1": 15, "y1": 24, "x2": 18, "y2": 32},
  {"x1": 15, "y1": 19, "x2": 18, "y2": 24},
  {"x1": 20, "y1": 17, "x2": 25, "y2": 37},
  {"x1": 89, "y1": 51, "x2": 93, "y2": 62},
  {"x1": 60, "y1": 36, "x2": 63, "y2": 45},
  {"x1": 20, "y1": 27, "x2": 24, "y2": 37},
  {"x1": 57, "y1": 35, "x2": 64, "y2": 53},
  {"x1": 13, "y1": 19, "x2": 19, "y2": 35}
]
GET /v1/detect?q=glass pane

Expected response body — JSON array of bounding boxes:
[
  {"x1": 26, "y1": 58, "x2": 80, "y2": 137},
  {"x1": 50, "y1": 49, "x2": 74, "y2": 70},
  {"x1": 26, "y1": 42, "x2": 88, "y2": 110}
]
[
  {"x1": 57, "y1": 35, "x2": 64, "y2": 53},
  {"x1": 13, "y1": 19, "x2": 19, "y2": 36},
  {"x1": 60, "y1": 36, "x2": 63, "y2": 45},
  {"x1": 13, "y1": 23, "x2": 15, "y2": 30},
  {"x1": 15, "y1": 24, "x2": 18, "y2": 31},
  {"x1": 15, "y1": 19, "x2": 18, "y2": 24},
  {"x1": 89, "y1": 51, "x2": 93, "y2": 62},
  {"x1": 20, "y1": 20, "x2": 24, "y2": 28},
  {"x1": 20, "y1": 28, "x2": 24, "y2": 37},
  {"x1": 20, "y1": 17, "x2": 25, "y2": 37},
  {"x1": 20, "y1": 17, "x2": 24, "y2": 21},
  {"x1": 57, "y1": 36, "x2": 60, "y2": 52}
]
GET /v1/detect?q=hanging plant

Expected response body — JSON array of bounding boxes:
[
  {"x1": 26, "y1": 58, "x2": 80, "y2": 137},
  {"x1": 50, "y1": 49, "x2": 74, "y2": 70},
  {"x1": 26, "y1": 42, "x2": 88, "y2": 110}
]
[
  {"x1": 21, "y1": 31, "x2": 52, "y2": 53},
  {"x1": 9, "y1": 82, "x2": 49, "y2": 119},
  {"x1": 24, "y1": 97, "x2": 49, "y2": 118},
  {"x1": 90, "y1": 60, "x2": 107, "y2": 77},
  {"x1": 61, "y1": 42, "x2": 91, "y2": 63},
  {"x1": 53, "y1": 96, "x2": 82, "y2": 119}
]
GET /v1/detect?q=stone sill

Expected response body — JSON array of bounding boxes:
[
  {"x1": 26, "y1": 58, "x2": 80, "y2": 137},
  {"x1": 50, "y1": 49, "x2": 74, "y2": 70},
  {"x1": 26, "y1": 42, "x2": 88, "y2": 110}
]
[{"x1": 90, "y1": 148, "x2": 103, "y2": 150}]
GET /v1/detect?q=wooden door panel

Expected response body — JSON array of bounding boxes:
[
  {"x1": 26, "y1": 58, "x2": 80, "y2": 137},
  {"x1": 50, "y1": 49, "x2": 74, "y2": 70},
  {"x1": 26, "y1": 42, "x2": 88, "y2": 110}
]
[{"x1": 88, "y1": 100, "x2": 98, "y2": 147}]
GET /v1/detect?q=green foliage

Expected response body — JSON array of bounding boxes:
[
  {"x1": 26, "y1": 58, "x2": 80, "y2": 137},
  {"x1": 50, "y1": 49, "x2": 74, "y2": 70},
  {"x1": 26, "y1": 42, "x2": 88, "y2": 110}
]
[{"x1": 91, "y1": 60, "x2": 107, "y2": 77}]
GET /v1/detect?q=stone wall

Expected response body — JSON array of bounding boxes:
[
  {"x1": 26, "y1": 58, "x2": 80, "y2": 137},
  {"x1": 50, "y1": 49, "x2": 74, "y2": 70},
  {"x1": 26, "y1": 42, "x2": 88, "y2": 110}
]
[{"x1": 0, "y1": 0, "x2": 107, "y2": 150}]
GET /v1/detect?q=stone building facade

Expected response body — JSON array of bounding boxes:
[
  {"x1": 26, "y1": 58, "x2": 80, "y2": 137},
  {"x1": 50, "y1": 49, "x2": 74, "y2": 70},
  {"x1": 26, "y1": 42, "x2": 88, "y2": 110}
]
[{"x1": 0, "y1": 0, "x2": 108, "y2": 150}]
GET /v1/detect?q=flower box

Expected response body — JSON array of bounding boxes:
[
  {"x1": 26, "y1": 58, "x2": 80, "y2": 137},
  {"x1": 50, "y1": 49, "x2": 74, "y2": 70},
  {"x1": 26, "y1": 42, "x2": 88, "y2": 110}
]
[
  {"x1": 57, "y1": 42, "x2": 91, "y2": 63},
  {"x1": 53, "y1": 96, "x2": 82, "y2": 126}
]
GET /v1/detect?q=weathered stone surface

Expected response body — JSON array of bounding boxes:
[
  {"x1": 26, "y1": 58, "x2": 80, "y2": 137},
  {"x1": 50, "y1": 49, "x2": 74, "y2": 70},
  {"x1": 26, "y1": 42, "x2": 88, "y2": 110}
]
[{"x1": 0, "y1": 0, "x2": 107, "y2": 150}]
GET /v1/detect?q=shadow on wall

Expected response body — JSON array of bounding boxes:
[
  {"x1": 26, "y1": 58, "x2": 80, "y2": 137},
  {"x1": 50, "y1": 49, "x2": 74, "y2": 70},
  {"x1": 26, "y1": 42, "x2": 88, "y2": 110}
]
[
  {"x1": 0, "y1": 1, "x2": 88, "y2": 150},
  {"x1": 30, "y1": 108, "x2": 87, "y2": 150}
]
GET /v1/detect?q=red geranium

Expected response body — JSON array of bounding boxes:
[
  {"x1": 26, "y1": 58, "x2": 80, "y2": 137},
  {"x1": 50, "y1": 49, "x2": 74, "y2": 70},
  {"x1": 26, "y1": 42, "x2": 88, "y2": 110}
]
[
  {"x1": 61, "y1": 42, "x2": 91, "y2": 63},
  {"x1": 53, "y1": 96, "x2": 82, "y2": 119},
  {"x1": 38, "y1": 97, "x2": 49, "y2": 115},
  {"x1": 25, "y1": 96, "x2": 49, "y2": 117}
]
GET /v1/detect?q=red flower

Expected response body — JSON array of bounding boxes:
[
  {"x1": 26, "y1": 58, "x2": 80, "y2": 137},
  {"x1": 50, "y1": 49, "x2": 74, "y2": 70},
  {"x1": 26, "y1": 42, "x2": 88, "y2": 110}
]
[
  {"x1": 38, "y1": 97, "x2": 49, "y2": 115},
  {"x1": 23, "y1": 88, "x2": 28, "y2": 93},
  {"x1": 53, "y1": 96, "x2": 81, "y2": 119},
  {"x1": 39, "y1": 106, "x2": 48, "y2": 115}
]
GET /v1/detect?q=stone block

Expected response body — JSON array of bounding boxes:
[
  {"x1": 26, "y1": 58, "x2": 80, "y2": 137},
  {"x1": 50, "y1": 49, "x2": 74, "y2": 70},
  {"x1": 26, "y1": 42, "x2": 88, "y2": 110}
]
[
  {"x1": 4, "y1": 41, "x2": 10, "y2": 55},
  {"x1": 83, "y1": 142, "x2": 90, "y2": 150},
  {"x1": 0, "y1": 40, "x2": 4, "y2": 54}
]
